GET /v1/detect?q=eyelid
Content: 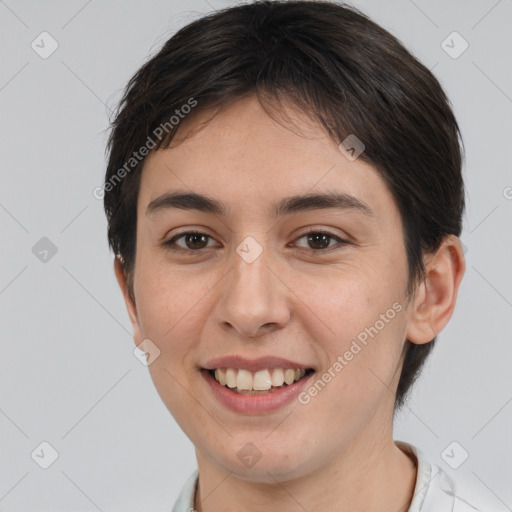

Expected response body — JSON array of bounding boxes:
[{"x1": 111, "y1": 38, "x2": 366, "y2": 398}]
[
  {"x1": 163, "y1": 227, "x2": 351, "y2": 255},
  {"x1": 290, "y1": 228, "x2": 350, "y2": 253},
  {"x1": 164, "y1": 229, "x2": 218, "y2": 251}
]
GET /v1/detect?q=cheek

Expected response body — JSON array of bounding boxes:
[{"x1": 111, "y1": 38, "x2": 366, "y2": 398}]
[
  {"x1": 133, "y1": 256, "x2": 217, "y2": 355},
  {"x1": 299, "y1": 253, "x2": 405, "y2": 340},
  {"x1": 295, "y1": 254, "x2": 408, "y2": 395}
]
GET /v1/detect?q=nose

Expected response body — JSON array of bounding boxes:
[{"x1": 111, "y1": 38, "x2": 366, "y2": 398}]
[{"x1": 213, "y1": 240, "x2": 291, "y2": 339}]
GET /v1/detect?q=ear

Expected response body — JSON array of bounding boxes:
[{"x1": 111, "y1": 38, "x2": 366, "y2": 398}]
[
  {"x1": 114, "y1": 256, "x2": 143, "y2": 346},
  {"x1": 406, "y1": 235, "x2": 466, "y2": 345}
]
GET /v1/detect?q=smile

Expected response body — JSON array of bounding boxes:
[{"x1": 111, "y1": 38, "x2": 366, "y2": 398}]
[
  {"x1": 209, "y1": 367, "x2": 314, "y2": 394},
  {"x1": 201, "y1": 367, "x2": 316, "y2": 414}
]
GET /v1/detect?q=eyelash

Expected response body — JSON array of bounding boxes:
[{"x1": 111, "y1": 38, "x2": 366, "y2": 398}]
[{"x1": 163, "y1": 229, "x2": 350, "y2": 255}]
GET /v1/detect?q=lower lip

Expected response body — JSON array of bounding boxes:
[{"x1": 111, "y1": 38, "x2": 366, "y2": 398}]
[{"x1": 201, "y1": 369, "x2": 315, "y2": 414}]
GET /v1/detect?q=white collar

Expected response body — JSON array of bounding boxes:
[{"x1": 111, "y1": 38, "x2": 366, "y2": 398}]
[{"x1": 172, "y1": 441, "x2": 482, "y2": 511}]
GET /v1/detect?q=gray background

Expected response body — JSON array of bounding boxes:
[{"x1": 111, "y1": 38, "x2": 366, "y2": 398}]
[{"x1": 1, "y1": 0, "x2": 511, "y2": 510}]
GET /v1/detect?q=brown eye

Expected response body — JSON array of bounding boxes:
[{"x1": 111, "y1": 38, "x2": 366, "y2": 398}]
[
  {"x1": 305, "y1": 232, "x2": 332, "y2": 250},
  {"x1": 293, "y1": 230, "x2": 349, "y2": 253},
  {"x1": 164, "y1": 231, "x2": 214, "y2": 252}
]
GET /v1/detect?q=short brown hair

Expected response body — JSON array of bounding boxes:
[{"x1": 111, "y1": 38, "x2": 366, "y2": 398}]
[{"x1": 103, "y1": 0, "x2": 465, "y2": 412}]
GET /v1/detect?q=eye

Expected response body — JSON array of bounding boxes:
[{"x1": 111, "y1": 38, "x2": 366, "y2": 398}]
[
  {"x1": 292, "y1": 230, "x2": 349, "y2": 253},
  {"x1": 163, "y1": 230, "x2": 217, "y2": 252},
  {"x1": 162, "y1": 229, "x2": 349, "y2": 254}
]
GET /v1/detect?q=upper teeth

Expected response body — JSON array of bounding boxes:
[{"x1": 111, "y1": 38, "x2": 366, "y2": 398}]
[{"x1": 213, "y1": 368, "x2": 307, "y2": 390}]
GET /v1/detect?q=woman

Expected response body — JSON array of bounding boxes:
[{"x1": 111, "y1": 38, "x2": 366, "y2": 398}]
[{"x1": 103, "y1": 1, "x2": 482, "y2": 510}]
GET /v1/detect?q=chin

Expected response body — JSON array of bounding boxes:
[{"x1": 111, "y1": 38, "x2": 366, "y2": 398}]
[{"x1": 209, "y1": 439, "x2": 317, "y2": 484}]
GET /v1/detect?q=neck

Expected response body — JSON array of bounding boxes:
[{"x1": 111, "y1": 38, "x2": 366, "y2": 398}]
[{"x1": 193, "y1": 434, "x2": 417, "y2": 512}]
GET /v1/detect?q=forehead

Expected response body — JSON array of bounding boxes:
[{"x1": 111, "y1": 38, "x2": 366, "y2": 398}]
[{"x1": 138, "y1": 95, "x2": 399, "y2": 226}]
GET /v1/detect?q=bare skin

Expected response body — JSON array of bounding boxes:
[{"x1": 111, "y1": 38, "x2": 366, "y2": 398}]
[{"x1": 115, "y1": 94, "x2": 465, "y2": 512}]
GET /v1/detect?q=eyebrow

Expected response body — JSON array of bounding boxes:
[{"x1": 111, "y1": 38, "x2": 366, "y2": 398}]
[{"x1": 146, "y1": 190, "x2": 374, "y2": 218}]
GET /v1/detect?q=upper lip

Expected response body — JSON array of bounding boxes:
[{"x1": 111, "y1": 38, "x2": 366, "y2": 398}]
[{"x1": 202, "y1": 356, "x2": 314, "y2": 372}]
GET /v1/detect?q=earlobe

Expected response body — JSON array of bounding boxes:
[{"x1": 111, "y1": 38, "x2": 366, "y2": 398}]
[
  {"x1": 405, "y1": 235, "x2": 466, "y2": 345},
  {"x1": 113, "y1": 257, "x2": 143, "y2": 345}
]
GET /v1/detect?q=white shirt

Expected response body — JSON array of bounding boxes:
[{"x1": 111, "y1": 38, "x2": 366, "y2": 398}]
[{"x1": 171, "y1": 441, "x2": 483, "y2": 511}]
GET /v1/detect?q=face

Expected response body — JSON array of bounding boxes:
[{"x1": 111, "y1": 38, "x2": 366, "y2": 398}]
[{"x1": 118, "y1": 94, "x2": 418, "y2": 483}]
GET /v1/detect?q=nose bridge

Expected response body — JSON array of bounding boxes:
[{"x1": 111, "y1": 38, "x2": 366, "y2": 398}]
[
  {"x1": 230, "y1": 235, "x2": 274, "y2": 312},
  {"x1": 214, "y1": 234, "x2": 289, "y2": 337}
]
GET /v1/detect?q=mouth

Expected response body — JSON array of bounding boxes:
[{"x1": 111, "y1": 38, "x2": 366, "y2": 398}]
[{"x1": 203, "y1": 367, "x2": 316, "y2": 395}]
